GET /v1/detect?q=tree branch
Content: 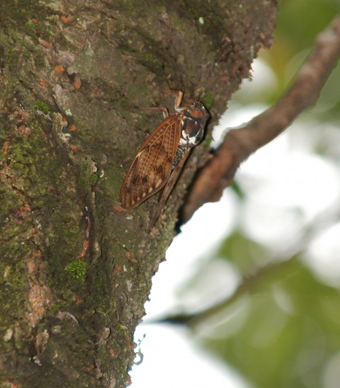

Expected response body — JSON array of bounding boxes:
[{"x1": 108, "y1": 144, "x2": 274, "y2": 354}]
[
  {"x1": 155, "y1": 201, "x2": 340, "y2": 326},
  {"x1": 153, "y1": 256, "x2": 298, "y2": 327},
  {"x1": 183, "y1": 14, "x2": 340, "y2": 222}
]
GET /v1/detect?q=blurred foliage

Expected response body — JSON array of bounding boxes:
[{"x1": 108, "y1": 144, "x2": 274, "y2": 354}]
[
  {"x1": 235, "y1": 0, "x2": 340, "y2": 116},
  {"x1": 270, "y1": 0, "x2": 339, "y2": 71},
  {"x1": 217, "y1": 230, "x2": 268, "y2": 271},
  {"x1": 272, "y1": 0, "x2": 340, "y2": 118},
  {"x1": 183, "y1": 1, "x2": 340, "y2": 387},
  {"x1": 202, "y1": 260, "x2": 340, "y2": 388}
]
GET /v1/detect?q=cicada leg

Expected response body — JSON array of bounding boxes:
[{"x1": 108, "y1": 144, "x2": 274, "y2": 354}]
[
  {"x1": 141, "y1": 106, "x2": 169, "y2": 119},
  {"x1": 174, "y1": 90, "x2": 184, "y2": 112},
  {"x1": 144, "y1": 90, "x2": 184, "y2": 119}
]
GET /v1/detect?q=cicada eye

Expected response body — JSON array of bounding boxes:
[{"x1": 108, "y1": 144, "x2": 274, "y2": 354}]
[
  {"x1": 187, "y1": 104, "x2": 205, "y2": 118},
  {"x1": 182, "y1": 120, "x2": 205, "y2": 145}
]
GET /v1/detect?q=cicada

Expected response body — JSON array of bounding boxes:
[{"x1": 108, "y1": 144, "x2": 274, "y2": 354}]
[{"x1": 119, "y1": 90, "x2": 209, "y2": 226}]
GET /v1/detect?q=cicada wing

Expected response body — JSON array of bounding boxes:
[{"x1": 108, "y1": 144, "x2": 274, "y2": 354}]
[
  {"x1": 119, "y1": 116, "x2": 181, "y2": 209},
  {"x1": 149, "y1": 148, "x2": 190, "y2": 229}
]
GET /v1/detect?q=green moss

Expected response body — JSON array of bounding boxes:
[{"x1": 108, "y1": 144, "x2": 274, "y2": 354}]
[
  {"x1": 90, "y1": 173, "x2": 100, "y2": 185},
  {"x1": 34, "y1": 99, "x2": 50, "y2": 114},
  {"x1": 65, "y1": 260, "x2": 89, "y2": 283},
  {"x1": 0, "y1": 261, "x2": 27, "y2": 290},
  {"x1": 201, "y1": 90, "x2": 213, "y2": 110},
  {"x1": 25, "y1": 19, "x2": 37, "y2": 35}
]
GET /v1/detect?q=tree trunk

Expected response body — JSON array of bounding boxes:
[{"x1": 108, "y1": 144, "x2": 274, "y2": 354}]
[{"x1": 0, "y1": 1, "x2": 277, "y2": 387}]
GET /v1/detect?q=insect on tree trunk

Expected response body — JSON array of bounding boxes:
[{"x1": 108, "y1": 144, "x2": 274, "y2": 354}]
[
  {"x1": 0, "y1": 1, "x2": 277, "y2": 387},
  {"x1": 118, "y1": 90, "x2": 209, "y2": 228}
]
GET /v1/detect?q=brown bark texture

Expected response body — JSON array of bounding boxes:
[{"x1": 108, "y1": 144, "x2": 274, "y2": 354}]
[{"x1": 0, "y1": 1, "x2": 277, "y2": 387}]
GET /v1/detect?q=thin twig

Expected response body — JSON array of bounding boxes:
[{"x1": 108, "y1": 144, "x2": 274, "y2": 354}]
[
  {"x1": 151, "y1": 256, "x2": 298, "y2": 327},
  {"x1": 183, "y1": 14, "x2": 340, "y2": 222}
]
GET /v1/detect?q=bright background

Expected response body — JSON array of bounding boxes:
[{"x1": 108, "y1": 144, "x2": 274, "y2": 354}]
[{"x1": 131, "y1": 1, "x2": 340, "y2": 387}]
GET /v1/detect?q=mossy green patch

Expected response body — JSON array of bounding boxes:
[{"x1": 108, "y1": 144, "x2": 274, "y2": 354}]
[
  {"x1": 25, "y1": 19, "x2": 37, "y2": 35},
  {"x1": 90, "y1": 173, "x2": 100, "y2": 185},
  {"x1": 65, "y1": 260, "x2": 89, "y2": 283},
  {"x1": 201, "y1": 90, "x2": 213, "y2": 110},
  {"x1": 34, "y1": 99, "x2": 50, "y2": 114}
]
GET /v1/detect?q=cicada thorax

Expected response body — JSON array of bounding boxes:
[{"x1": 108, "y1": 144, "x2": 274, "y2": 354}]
[
  {"x1": 172, "y1": 103, "x2": 209, "y2": 168},
  {"x1": 180, "y1": 102, "x2": 209, "y2": 146},
  {"x1": 119, "y1": 93, "x2": 209, "y2": 215}
]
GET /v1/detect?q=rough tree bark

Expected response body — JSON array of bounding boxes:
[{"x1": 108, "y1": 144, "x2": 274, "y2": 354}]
[{"x1": 0, "y1": 1, "x2": 277, "y2": 387}]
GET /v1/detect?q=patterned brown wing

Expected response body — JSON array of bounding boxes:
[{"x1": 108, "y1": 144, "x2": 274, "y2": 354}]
[{"x1": 119, "y1": 115, "x2": 182, "y2": 209}]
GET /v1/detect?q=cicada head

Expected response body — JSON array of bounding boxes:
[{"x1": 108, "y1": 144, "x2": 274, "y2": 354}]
[{"x1": 182, "y1": 102, "x2": 209, "y2": 146}]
